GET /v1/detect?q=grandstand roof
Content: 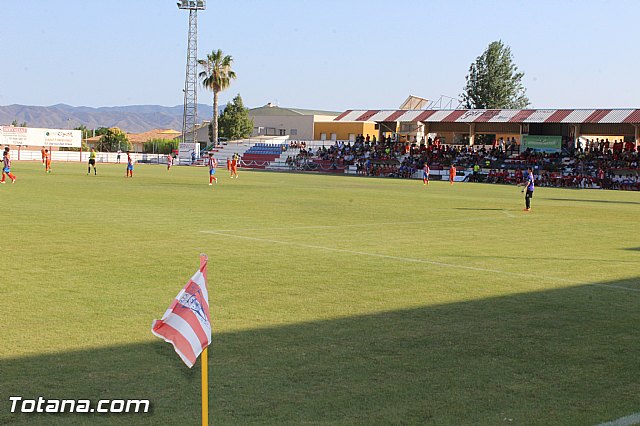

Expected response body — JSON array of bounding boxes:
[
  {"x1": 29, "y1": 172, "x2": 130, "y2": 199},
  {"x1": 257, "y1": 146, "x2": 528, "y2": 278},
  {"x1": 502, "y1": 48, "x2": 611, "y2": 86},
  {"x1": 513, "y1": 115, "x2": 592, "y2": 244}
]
[{"x1": 334, "y1": 109, "x2": 640, "y2": 124}]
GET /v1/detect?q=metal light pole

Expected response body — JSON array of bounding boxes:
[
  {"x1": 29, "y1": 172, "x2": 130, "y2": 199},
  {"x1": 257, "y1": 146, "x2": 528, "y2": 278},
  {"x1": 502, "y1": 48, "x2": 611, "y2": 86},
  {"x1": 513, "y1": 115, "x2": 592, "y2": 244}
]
[{"x1": 177, "y1": 0, "x2": 205, "y2": 163}]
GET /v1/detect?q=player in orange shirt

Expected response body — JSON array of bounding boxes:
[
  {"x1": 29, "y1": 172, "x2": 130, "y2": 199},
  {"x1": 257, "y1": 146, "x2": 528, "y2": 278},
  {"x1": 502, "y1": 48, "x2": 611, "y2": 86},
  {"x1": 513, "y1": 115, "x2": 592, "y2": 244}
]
[
  {"x1": 44, "y1": 149, "x2": 51, "y2": 173},
  {"x1": 1, "y1": 147, "x2": 16, "y2": 183},
  {"x1": 449, "y1": 164, "x2": 456, "y2": 185},
  {"x1": 230, "y1": 154, "x2": 238, "y2": 179},
  {"x1": 41, "y1": 148, "x2": 46, "y2": 166}
]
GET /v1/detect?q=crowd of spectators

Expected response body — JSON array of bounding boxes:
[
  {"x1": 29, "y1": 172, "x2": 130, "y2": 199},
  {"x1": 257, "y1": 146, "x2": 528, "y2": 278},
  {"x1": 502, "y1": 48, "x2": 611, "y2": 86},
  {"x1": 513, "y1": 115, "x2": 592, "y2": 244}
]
[{"x1": 283, "y1": 134, "x2": 639, "y2": 190}]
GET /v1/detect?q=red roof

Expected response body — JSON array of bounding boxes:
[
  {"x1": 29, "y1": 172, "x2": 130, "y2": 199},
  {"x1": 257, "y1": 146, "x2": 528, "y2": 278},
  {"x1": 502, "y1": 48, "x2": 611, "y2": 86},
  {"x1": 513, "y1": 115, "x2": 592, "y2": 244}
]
[{"x1": 334, "y1": 108, "x2": 640, "y2": 124}]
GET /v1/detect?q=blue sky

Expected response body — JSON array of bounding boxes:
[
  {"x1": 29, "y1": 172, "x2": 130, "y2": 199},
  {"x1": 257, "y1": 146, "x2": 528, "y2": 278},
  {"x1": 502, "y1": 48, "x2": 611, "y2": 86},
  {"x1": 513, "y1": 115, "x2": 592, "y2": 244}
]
[{"x1": 1, "y1": 0, "x2": 639, "y2": 111}]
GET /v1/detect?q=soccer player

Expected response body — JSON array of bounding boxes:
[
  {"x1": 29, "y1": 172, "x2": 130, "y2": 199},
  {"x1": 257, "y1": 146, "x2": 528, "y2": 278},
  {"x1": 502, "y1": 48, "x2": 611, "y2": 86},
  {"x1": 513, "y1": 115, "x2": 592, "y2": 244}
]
[
  {"x1": 208, "y1": 152, "x2": 218, "y2": 185},
  {"x1": 126, "y1": 151, "x2": 134, "y2": 177},
  {"x1": 449, "y1": 164, "x2": 456, "y2": 185},
  {"x1": 1, "y1": 147, "x2": 16, "y2": 183},
  {"x1": 167, "y1": 153, "x2": 173, "y2": 171},
  {"x1": 226, "y1": 157, "x2": 231, "y2": 175},
  {"x1": 41, "y1": 147, "x2": 46, "y2": 166},
  {"x1": 230, "y1": 154, "x2": 238, "y2": 179},
  {"x1": 44, "y1": 149, "x2": 51, "y2": 173},
  {"x1": 422, "y1": 162, "x2": 430, "y2": 186},
  {"x1": 523, "y1": 167, "x2": 535, "y2": 211},
  {"x1": 88, "y1": 148, "x2": 97, "y2": 175}
]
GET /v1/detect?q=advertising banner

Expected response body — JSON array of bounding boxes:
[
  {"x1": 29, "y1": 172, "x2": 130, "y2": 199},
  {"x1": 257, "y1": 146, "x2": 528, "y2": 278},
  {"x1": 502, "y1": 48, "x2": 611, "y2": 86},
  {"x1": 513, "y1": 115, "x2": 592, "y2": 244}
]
[
  {"x1": 521, "y1": 135, "x2": 562, "y2": 153},
  {"x1": 0, "y1": 127, "x2": 82, "y2": 147},
  {"x1": 178, "y1": 142, "x2": 199, "y2": 162}
]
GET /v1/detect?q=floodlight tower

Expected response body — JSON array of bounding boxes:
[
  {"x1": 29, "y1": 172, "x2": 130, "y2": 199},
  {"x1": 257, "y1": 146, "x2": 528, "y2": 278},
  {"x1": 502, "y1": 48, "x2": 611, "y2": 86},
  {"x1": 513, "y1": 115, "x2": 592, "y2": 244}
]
[{"x1": 177, "y1": 0, "x2": 205, "y2": 152}]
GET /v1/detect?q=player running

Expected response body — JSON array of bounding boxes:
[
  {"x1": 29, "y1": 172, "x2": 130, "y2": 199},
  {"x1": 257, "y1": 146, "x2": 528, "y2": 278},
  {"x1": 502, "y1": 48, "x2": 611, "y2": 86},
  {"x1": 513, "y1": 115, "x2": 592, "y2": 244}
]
[
  {"x1": 88, "y1": 148, "x2": 97, "y2": 175},
  {"x1": 41, "y1": 148, "x2": 46, "y2": 166},
  {"x1": 422, "y1": 162, "x2": 430, "y2": 186},
  {"x1": 126, "y1": 151, "x2": 134, "y2": 177},
  {"x1": 208, "y1": 152, "x2": 218, "y2": 186},
  {"x1": 167, "y1": 153, "x2": 173, "y2": 171},
  {"x1": 1, "y1": 147, "x2": 16, "y2": 184},
  {"x1": 44, "y1": 149, "x2": 51, "y2": 173},
  {"x1": 449, "y1": 164, "x2": 456, "y2": 185}
]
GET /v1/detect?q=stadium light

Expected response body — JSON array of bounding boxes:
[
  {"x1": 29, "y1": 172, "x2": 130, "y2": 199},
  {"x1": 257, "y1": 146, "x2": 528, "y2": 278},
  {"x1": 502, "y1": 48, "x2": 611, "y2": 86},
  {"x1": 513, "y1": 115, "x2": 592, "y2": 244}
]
[{"x1": 177, "y1": 0, "x2": 205, "y2": 10}]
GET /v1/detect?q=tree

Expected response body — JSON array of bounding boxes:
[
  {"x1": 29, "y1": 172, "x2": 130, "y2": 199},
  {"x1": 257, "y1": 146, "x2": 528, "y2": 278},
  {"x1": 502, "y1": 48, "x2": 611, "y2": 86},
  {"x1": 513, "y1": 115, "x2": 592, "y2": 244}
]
[
  {"x1": 97, "y1": 127, "x2": 131, "y2": 152},
  {"x1": 462, "y1": 40, "x2": 529, "y2": 109},
  {"x1": 218, "y1": 94, "x2": 254, "y2": 141},
  {"x1": 198, "y1": 49, "x2": 237, "y2": 144}
]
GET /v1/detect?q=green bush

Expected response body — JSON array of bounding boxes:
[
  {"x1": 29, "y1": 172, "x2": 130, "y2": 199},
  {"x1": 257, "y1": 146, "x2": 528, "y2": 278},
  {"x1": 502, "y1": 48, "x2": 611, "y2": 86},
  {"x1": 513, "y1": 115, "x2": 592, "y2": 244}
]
[{"x1": 143, "y1": 139, "x2": 179, "y2": 154}]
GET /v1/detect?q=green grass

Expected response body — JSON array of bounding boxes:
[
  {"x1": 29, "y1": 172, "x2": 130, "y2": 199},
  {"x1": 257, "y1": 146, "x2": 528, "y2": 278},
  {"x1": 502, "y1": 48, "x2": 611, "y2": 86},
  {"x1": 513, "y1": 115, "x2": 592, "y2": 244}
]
[{"x1": 1, "y1": 161, "x2": 639, "y2": 425}]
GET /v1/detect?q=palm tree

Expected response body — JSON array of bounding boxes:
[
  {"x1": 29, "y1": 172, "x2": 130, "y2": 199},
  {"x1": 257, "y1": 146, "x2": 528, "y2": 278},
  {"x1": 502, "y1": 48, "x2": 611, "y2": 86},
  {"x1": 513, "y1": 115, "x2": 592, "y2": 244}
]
[{"x1": 198, "y1": 49, "x2": 237, "y2": 146}]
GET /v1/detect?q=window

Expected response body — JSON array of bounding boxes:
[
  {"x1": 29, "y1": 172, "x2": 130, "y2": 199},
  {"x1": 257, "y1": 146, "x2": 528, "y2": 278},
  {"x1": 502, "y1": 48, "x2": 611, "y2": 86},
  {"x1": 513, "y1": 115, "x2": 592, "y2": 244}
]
[
  {"x1": 320, "y1": 133, "x2": 327, "y2": 141},
  {"x1": 279, "y1": 129, "x2": 286, "y2": 136},
  {"x1": 348, "y1": 133, "x2": 355, "y2": 141},
  {"x1": 330, "y1": 133, "x2": 337, "y2": 141},
  {"x1": 290, "y1": 129, "x2": 298, "y2": 136}
]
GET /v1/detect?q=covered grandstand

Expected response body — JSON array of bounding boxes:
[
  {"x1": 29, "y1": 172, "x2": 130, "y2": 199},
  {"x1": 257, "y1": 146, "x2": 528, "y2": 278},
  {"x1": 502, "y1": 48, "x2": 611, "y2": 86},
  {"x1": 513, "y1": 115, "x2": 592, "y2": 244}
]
[{"x1": 334, "y1": 108, "x2": 640, "y2": 149}]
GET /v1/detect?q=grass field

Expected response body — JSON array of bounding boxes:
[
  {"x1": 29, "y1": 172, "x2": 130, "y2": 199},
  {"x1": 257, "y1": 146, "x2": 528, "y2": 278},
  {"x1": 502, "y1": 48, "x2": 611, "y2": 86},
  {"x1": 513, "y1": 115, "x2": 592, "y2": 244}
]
[{"x1": 1, "y1": 161, "x2": 639, "y2": 425}]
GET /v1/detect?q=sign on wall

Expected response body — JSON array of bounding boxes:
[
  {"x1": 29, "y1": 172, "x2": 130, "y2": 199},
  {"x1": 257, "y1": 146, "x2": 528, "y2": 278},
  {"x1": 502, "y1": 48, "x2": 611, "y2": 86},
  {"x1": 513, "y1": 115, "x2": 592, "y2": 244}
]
[
  {"x1": 0, "y1": 127, "x2": 82, "y2": 147},
  {"x1": 521, "y1": 135, "x2": 562, "y2": 153}
]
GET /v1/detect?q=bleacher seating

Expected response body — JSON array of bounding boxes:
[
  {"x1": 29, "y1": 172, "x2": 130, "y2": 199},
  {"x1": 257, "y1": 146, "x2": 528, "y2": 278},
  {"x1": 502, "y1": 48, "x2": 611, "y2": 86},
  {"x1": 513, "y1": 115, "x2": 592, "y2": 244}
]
[{"x1": 241, "y1": 143, "x2": 284, "y2": 169}]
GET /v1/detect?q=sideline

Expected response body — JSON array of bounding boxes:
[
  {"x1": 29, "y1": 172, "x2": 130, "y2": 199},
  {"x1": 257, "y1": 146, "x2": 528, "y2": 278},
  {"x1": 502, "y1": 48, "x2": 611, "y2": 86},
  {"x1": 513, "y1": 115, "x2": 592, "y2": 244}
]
[
  {"x1": 596, "y1": 412, "x2": 640, "y2": 426},
  {"x1": 199, "y1": 230, "x2": 640, "y2": 293},
  {"x1": 202, "y1": 217, "x2": 515, "y2": 233}
]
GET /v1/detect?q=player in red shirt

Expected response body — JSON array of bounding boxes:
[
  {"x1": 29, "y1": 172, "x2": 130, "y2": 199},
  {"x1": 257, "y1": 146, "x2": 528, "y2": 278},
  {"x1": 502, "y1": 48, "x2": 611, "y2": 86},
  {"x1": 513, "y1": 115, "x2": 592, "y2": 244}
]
[
  {"x1": 1, "y1": 147, "x2": 16, "y2": 183},
  {"x1": 126, "y1": 151, "x2": 134, "y2": 177},
  {"x1": 208, "y1": 152, "x2": 218, "y2": 185},
  {"x1": 422, "y1": 163, "x2": 430, "y2": 186}
]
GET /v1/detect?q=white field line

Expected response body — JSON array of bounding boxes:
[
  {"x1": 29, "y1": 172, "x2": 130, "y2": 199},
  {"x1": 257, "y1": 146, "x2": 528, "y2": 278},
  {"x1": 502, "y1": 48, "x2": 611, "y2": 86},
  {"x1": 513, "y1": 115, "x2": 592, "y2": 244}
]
[
  {"x1": 203, "y1": 217, "x2": 506, "y2": 233},
  {"x1": 502, "y1": 210, "x2": 516, "y2": 218},
  {"x1": 596, "y1": 412, "x2": 640, "y2": 426},
  {"x1": 199, "y1": 230, "x2": 640, "y2": 293}
]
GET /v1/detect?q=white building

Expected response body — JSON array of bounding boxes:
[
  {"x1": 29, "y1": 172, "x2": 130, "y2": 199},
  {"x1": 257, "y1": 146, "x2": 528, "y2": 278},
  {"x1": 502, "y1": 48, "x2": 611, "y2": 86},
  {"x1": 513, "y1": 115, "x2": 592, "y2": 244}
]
[{"x1": 249, "y1": 103, "x2": 340, "y2": 141}]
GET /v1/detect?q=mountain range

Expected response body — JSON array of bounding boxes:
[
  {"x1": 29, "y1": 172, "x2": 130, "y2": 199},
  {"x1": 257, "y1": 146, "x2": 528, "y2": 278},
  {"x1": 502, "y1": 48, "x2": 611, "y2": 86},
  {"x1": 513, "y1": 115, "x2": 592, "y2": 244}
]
[{"x1": 0, "y1": 104, "x2": 217, "y2": 133}]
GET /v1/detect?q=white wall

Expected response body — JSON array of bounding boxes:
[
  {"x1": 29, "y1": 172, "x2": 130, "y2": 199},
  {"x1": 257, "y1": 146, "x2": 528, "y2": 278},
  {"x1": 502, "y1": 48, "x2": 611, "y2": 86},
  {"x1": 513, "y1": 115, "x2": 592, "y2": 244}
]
[{"x1": 13, "y1": 150, "x2": 169, "y2": 164}]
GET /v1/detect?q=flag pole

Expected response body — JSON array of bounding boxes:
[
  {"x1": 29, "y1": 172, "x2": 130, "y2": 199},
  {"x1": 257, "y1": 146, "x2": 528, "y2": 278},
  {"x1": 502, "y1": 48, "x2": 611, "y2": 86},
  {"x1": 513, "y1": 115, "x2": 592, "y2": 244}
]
[
  {"x1": 201, "y1": 346, "x2": 208, "y2": 425},
  {"x1": 200, "y1": 253, "x2": 209, "y2": 426}
]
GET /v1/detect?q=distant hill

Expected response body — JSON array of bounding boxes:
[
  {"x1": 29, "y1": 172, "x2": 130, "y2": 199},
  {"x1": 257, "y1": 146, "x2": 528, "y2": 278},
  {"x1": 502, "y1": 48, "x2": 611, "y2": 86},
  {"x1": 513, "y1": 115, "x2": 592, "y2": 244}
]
[{"x1": 0, "y1": 103, "x2": 220, "y2": 133}]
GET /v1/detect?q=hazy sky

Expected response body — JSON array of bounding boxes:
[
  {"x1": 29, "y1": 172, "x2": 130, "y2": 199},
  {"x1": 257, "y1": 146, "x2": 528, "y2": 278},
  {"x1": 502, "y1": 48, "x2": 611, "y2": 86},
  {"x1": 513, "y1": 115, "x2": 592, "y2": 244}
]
[{"x1": 2, "y1": 0, "x2": 639, "y2": 111}]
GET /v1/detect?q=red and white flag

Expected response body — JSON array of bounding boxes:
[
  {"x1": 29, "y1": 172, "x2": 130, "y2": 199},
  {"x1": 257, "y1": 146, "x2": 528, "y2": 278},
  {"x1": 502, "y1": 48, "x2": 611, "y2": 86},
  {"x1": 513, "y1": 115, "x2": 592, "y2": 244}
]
[{"x1": 152, "y1": 255, "x2": 211, "y2": 368}]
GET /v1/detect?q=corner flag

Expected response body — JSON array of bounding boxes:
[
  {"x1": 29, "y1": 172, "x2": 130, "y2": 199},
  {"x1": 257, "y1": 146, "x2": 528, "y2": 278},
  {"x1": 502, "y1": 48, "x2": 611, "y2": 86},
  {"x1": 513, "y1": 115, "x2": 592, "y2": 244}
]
[{"x1": 152, "y1": 254, "x2": 211, "y2": 368}]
